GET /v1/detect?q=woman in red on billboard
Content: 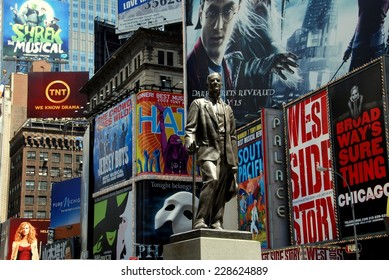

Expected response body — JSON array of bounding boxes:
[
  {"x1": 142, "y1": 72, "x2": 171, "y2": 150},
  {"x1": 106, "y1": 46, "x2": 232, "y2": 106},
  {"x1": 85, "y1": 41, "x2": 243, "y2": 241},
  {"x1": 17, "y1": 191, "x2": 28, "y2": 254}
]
[{"x1": 10, "y1": 222, "x2": 39, "y2": 260}]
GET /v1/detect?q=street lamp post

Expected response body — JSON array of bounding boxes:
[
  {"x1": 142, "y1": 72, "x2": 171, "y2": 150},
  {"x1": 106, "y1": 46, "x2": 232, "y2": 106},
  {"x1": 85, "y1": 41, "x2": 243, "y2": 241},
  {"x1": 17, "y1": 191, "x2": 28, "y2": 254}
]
[{"x1": 316, "y1": 165, "x2": 359, "y2": 260}]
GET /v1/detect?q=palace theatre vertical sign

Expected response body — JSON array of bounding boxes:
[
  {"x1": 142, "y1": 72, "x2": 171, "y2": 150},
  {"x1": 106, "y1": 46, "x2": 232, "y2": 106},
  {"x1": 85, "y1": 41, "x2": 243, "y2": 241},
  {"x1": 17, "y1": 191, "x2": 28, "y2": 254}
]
[{"x1": 27, "y1": 72, "x2": 88, "y2": 118}]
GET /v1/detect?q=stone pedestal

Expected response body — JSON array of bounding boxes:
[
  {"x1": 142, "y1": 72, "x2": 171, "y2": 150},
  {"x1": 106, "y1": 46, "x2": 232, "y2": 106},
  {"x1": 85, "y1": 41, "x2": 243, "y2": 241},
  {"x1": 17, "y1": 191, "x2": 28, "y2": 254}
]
[{"x1": 163, "y1": 229, "x2": 261, "y2": 260}]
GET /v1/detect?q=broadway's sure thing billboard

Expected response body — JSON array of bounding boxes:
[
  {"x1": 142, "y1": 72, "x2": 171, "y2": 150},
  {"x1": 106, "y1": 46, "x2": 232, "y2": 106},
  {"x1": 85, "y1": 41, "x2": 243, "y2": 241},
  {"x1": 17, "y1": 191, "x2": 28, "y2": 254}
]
[
  {"x1": 184, "y1": 0, "x2": 387, "y2": 126},
  {"x1": 329, "y1": 61, "x2": 389, "y2": 238},
  {"x1": 27, "y1": 72, "x2": 88, "y2": 118},
  {"x1": 2, "y1": 0, "x2": 69, "y2": 60},
  {"x1": 117, "y1": 0, "x2": 182, "y2": 34},
  {"x1": 285, "y1": 89, "x2": 337, "y2": 245},
  {"x1": 93, "y1": 97, "x2": 133, "y2": 192},
  {"x1": 136, "y1": 90, "x2": 190, "y2": 176}
]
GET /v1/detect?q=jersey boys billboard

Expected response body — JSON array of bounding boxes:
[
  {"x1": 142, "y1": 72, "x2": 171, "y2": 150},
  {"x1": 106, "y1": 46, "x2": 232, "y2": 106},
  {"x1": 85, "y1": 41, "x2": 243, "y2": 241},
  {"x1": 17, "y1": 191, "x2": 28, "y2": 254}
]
[
  {"x1": 286, "y1": 90, "x2": 337, "y2": 245},
  {"x1": 93, "y1": 97, "x2": 133, "y2": 192},
  {"x1": 3, "y1": 0, "x2": 69, "y2": 60},
  {"x1": 27, "y1": 72, "x2": 88, "y2": 118}
]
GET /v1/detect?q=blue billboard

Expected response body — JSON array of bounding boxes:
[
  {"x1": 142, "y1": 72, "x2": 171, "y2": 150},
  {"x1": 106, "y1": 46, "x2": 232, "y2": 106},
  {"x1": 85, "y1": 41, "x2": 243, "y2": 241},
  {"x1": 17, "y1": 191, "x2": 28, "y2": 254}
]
[{"x1": 50, "y1": 177, "x2": 81, "y2": 228}]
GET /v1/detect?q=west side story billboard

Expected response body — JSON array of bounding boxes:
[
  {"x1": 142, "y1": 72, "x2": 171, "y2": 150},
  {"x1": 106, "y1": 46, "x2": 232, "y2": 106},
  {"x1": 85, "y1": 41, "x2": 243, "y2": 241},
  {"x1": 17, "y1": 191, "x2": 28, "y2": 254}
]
[
  {"x1": 184, "y1": 0, "x2": 389, "y2": 127},
  {"x1": 2, "y1": 0, "x2": 69, "y2": 60},
  {"x1": 285, "y1": 89, "x2": 337, "y2": 245},
  {"x1": 117, "y1": 0, "x2": 182, "y2": 34},
  {"x1": 93, "y1": 96, "x2": 133, "y2": 192}
]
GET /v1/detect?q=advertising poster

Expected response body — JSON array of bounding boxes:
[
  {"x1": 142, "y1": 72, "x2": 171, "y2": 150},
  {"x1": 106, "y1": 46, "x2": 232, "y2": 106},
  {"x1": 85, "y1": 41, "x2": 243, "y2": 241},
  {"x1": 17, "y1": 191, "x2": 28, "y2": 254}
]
[
  {"x1": 0, "y1": 218, "x2": 49, "y2": 260},
  {"x1": 27, "y1": 72, "x2": 88, "y2": 118},
  {"x1": 2, "y1": 0, "x2": 69, "y2": 60},
  {"x1": 93, "y1": 187, "x2": 133, "y2": 260},
  {"x1": 136, "y1": 90, "x2": 190, "y2": 176},
  {"x1": 286, "y1": 89, "x2": 337, "y2": 245},
  {"x1": 41, "y1": 238, "x2": 77, "y2": 260},
  {"x1": 93, "y1": 97, "x2": 133, "y2": 192},
  {"x1": 50, "y1": 177, "x2": 81, "y2": 228},
  {"x1": 117, "y1": 0, "x2": 182, "y2": 34},
  {"x1": 329, "y1": 62, "x2": 389, "y2": 238},
  {"x1": 237, "y1": 119, "x2": 268, "y2": 247},
  {"x1": 185, "y1": 0, "x2": 387, "y2": 127},
  {"x1": 135, "y1": 180, "x2": 200, "y2": 259}
]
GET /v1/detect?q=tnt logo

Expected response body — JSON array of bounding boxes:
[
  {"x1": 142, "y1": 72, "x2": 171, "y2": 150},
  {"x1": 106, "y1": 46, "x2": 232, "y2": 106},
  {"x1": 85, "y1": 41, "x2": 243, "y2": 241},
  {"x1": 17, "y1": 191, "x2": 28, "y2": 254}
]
[{"x1": 45, "y1": 80, "x2": 70, "y2": 103}]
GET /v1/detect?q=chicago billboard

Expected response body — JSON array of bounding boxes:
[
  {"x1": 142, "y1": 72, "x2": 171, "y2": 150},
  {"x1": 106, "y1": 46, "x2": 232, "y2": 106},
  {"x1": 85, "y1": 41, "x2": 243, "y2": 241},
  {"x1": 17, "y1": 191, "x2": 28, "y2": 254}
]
[
  {"x1": 329, "y1": 61, "x2": 389, "y2": 238},
  {"x1": 93, "y1": 96, "x2": 133, "y2": 192},
  {"x1": 27, "y1": 72, "x2": 88, "y2": 118},
  {"x1": 2, "y1": 0, "x2": 69, "y2": 60}
]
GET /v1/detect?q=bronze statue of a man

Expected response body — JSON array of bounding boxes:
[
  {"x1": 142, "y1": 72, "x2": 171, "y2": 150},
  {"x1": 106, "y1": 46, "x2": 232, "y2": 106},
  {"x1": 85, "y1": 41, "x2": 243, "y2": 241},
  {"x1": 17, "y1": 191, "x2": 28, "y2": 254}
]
[{"x1": 185, "y1": 72, "x2": 238, "y2": 230}]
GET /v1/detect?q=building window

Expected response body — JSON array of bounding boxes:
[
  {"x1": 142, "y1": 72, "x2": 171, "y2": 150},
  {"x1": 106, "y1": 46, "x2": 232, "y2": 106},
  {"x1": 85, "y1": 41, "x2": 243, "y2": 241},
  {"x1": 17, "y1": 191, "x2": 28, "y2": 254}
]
[
  {"x1": 160, "y1": 75, "x2": 172, "y2": 87},
  {"x1": 76, "y1": 155, "x2": 83, "y2": 164},
  {"x1": 37, "y1": 211, "x2": 46, "y2": 219},
  {"x1": 52, "y1": 153, "x2": 60, "y2": 163},
  {"x1": 167, "y1": 51, "x2": 173, "y2": 66},
  {"x1": 27, "y1": 151, "x2": 36, "y2": 160},
  {"x1": 64, "y1": 154, "x2": 72, "y2": 164},
  {"x1": 25, "y1": 196, "x2": 34, "y2": 205},
  {"x1": 63, "y1": 168, "x2": 72, "y2": 178},
  {"x1": 38, "y1": 181, "x2": 48, "y2": 191},
  {"x1": 40, "y1": 152, "x2": 48, "y2": 162},
  {"x1": 26, "y1": 166, "x2": 35, "y2": 176},
  {"x1": 38, "y1": 196, "x2": 47, "y2": 206},
  {"x1": 26, "y1": 180, "x2": 35, "y2": 191},
  {"x1": 39, "y1": 167, "x2": 48, "y2": 176},
  {"x1": 158, "y1": 51, "x2": 164, "y2": 65},
  {"x1": 50, "y1": 167, "x2": 61, "y2": 177},
  {"x1": 24, "y1": 211, "x2": 33, "y2": 218}
]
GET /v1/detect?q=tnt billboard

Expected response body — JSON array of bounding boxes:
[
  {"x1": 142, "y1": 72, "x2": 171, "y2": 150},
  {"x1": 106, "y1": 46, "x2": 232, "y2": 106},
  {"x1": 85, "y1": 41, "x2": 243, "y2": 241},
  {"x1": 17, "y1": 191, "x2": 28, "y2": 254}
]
[
  {"x1": 2, "y1": 0, "x2": 69, "y2": 60},
  {"x1": 27, "y1": 72, "x2": 88, "y2": 118}
]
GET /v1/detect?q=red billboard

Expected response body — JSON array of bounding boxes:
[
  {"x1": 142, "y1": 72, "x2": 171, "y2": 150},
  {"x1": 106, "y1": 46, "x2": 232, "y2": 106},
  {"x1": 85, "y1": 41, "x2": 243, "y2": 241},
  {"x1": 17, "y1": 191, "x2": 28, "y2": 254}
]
[
  {"x1": 329, "y1": 61, "x2": 389, "y2": 238},
  {"x1": 27, "y1": 72, "x2": 88, "y2": 118},
  {"x1": 285, "y1": 89, "x2": 338, "y2": 245}
]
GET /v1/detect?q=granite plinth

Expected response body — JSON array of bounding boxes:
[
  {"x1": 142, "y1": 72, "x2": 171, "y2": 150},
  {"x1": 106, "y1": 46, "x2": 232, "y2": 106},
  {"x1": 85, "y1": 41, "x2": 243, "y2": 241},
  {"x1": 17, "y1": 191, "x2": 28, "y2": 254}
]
[{"x1": 163, "y1": 229, "x2": 261, "y2": 260}]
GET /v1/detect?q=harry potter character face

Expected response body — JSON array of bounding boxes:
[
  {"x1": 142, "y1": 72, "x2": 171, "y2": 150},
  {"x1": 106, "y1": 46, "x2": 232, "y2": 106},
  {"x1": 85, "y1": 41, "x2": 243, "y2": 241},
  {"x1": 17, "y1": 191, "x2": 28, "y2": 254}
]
[{"x1": 199, "y1": 0, "x2": 240, "y2": 65}]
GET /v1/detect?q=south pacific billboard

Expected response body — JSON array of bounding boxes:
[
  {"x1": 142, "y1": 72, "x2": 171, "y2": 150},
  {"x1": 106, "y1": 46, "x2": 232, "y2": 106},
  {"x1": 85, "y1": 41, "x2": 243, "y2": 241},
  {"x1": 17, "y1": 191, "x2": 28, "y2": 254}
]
[
  {"x1": 93, "y1": 187, "x2": 133, "y2": 260},
  {"x1": 135, "y1": 180, "x2": 200, "y2": 260},
  {"x1": 329, "y1": 60, "x2": 389, "y2": 238},
  {"x1": 237, "y1": 119, "x2": 268, "y2": 248},
  {"x1": 136, "y1": 90, "x2": 190, "y2": 176},
  {"x1": 185, "y1": 0, "x2": 388, "y2": 127},
  {"x1": 2, "y1": 0, "x2": 69, "y2": 60},
  {"x1": 285, "y1": 89, "x2": 337, "y2": 245},
  {"x1": 93, "y1": 96, "x2": 133, "y2": 192},
  {"x1": 117, "y1": 0, "x2": 182, "y2": 34},
  {"x1": 27, "y1": 72, "x2": 88, "y2": 118}
]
